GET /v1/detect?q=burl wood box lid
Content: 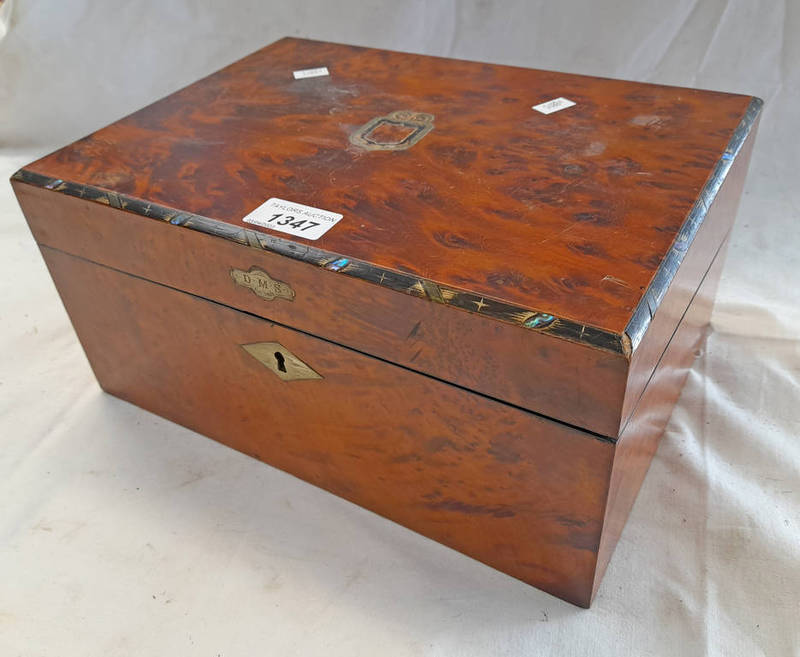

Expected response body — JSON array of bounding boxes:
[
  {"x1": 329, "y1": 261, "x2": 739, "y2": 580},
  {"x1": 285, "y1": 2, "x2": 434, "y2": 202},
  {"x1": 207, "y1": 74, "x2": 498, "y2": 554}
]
[{"x1": 12, "y1": 37, "x2": 761, "y2": 439}]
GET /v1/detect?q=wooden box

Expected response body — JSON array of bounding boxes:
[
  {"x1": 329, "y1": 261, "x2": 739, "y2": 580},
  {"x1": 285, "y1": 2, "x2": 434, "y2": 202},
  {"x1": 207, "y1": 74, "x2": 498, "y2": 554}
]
[{"x1": 11, "y1": 38, "x2": 761, "y2": 607}]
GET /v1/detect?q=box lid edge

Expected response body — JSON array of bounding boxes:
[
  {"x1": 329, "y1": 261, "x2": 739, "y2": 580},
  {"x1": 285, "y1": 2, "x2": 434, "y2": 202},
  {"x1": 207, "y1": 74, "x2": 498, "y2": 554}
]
[
  {"x1": 623, "y1": 95, "x2": 763, "y2": 353},
  {"x1": 11, "y1": 167, "x2": 629, "y2": 359}
]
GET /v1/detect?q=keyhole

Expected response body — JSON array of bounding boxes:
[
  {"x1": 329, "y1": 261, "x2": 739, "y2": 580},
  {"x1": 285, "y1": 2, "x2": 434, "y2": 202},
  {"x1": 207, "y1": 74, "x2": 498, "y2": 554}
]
[{"x1": 274, "y1": 351, "x2": 287, "y2": 373}]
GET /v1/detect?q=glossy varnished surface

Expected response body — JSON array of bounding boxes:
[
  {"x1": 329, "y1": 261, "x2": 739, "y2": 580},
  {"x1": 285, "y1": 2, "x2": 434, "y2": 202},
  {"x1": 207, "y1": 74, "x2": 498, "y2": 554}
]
[
  {"x1": 23, "y1": 37, "x2": 754, "y2": 335},
  {"x1": 41, "y1": 246, "x2": 615, "y2": 607},
  {"x1": 15, "y1": 183, "x2": 629, "y2": 436}
]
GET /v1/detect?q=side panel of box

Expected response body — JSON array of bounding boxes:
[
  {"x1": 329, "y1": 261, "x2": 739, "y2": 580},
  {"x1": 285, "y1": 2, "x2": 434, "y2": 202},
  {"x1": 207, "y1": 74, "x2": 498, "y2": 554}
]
[
  {"x1": 620, "y1": 121, "x2": 758, "y2": 434},
  {"x1": 40, "y1": 245, "x2": 615, "y2": 607},
  {"x1": 13, "y1": 181, "x2": 629, "y2": 437},
  {"x1": 591, "y1": 234, "x2": 730, "y2": 600}
]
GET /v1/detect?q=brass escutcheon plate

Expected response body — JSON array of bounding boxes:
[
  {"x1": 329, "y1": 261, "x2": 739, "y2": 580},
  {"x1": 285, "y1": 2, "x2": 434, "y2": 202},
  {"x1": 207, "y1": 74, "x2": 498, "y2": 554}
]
[
  {"x1": 230, "y1": 266, "x2": 295, "y2": 301},
  {"x1": 349, "y1": 110, "x2": 434, "y2": 151},
  {"x1": 241, "y1": 342, "x2": 322, "y2": 381}
]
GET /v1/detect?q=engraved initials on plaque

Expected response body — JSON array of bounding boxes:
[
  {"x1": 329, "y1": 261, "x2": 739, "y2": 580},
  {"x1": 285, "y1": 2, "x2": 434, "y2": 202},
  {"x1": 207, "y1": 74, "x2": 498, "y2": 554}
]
[{"x1": 230, "y1": 266, "x2": 295, "y2": 301}]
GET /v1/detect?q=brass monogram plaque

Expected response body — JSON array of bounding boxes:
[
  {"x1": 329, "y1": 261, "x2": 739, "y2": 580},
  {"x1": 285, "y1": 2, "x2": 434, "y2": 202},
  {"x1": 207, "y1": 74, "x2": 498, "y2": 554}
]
[
  {"x1": 230, "y1": 266, "x2": 295, "y2": 301},
  {"x1": 349, "y1": 110, "x2": 434, "y2": 151},
  {"x1": 241, "y1": 342, "x2": 322, "y2": 381}
]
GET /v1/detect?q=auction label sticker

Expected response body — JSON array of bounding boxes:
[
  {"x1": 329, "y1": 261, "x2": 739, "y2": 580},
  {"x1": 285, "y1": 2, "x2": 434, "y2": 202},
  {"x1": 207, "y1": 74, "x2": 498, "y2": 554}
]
[
  {"x1": 532, "y1": 97, "x2": 576, "y2": 114},
  {"x1": 292, "y1": 66, "x2": 329, "y2": 79},
  {"x1": 243, "y1": 198, "x2": 343, "y2": 240}
]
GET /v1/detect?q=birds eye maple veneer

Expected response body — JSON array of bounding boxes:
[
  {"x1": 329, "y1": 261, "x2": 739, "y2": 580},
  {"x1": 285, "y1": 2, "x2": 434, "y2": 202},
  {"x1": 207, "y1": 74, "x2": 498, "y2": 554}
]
[{"x1": 11, "y1": 38, "x2": 761, "y2": 607}]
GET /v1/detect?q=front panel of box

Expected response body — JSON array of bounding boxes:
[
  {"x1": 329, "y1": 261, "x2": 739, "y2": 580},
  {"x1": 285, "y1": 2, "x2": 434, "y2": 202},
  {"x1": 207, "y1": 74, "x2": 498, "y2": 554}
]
[{"x1": 40, "y1": 244, "x2": 615, "y2": 607}]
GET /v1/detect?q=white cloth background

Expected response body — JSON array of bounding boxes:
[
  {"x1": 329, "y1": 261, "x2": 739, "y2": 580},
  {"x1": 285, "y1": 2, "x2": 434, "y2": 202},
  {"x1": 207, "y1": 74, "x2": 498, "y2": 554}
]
[{"x1": 1, "y1": 1, "x2": 797, "y2": 654}]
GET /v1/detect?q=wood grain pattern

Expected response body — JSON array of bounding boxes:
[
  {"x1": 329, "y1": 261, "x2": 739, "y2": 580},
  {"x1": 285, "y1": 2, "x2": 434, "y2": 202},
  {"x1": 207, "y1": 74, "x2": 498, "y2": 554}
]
[
  {"x1": 15, "y1": 181, "x2": 629, "y2": 437},
  {"x1": 20, "y1": 37, "x2": 755, "y2": 337},
  {"x1": 41, "y1": 245, "x2": 614, "y2": 607}
]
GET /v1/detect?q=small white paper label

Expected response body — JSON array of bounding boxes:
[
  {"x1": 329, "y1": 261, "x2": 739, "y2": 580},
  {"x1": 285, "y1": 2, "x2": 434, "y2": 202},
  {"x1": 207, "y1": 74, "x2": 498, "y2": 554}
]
[
  {"x1": 243, "y1": 198, "x2": 343, "y2": 240},
  {"x1": 532, "y1": 97, "x2": 576, "y2": 115},
  {"x1": 292, "y1": 67, "x2": 329, "y2": 80}
]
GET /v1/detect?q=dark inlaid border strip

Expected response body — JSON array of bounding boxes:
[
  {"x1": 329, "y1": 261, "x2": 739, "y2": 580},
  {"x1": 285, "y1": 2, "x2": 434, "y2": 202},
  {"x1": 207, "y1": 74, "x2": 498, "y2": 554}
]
[
  {"x1": 624, "y1": 96, "x2": 763, "y2": 352},
  {"x1": 12, "y1": 168, "x2": 625, "y2": 355}
]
